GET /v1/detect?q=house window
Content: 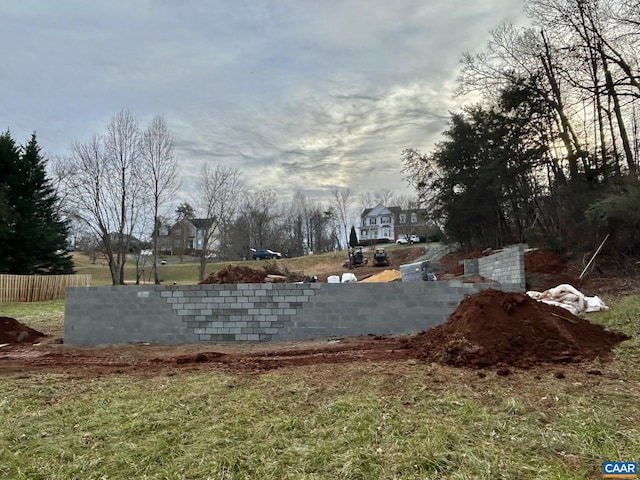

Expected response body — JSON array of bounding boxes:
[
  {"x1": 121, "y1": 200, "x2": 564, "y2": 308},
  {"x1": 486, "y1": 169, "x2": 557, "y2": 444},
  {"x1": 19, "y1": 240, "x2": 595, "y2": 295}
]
[
  {"x1": 369, "y1": 218, "x2": 377, "y2": 225},
  {"x1": 399, "y1": 214, "x2": 406, "y2": 224},
  {"x1": 411, "y1": 213, "x2": 417, "y2": 223},
  {"x1": 382, "y1": 227, "x2": 391, "y2": 238},
  {"x1": 381, "y1": 216, "x2": 391, "y2": 224}
]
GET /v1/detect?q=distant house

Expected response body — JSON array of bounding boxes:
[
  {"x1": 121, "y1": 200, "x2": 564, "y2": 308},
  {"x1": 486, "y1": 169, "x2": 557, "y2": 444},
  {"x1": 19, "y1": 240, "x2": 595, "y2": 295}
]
[
  {"x1": 358, "y1": 204, "x2": 430, "y2": 244},
  {"x1": 104, "y1": 232, "x2": 142, "y2": 252},
  {"x1": 153, "y1": 221, "x2": 172, "y2": 253},
  {"x1": 169, "y1": 218, "x2": 214, "y2": 255}
]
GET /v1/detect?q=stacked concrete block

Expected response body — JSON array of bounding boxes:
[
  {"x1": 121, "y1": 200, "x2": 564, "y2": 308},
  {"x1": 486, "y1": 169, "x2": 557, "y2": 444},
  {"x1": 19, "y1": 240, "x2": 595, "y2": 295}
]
[
  {"x1": 65, "y1": 243, "x2": 529, "y2": 346},
  {"x1": 476, "y1": 244, "x2": 526, "y2": 290},
  {"x1": 463, "y1": 258, "x2": 479, "y2": 276},
  {"x1": 65, "y1": 280, "x2": 499, "y2": 346},
  {"x1": 399, "y1": 261, "x2": 424, "y2": 282}
]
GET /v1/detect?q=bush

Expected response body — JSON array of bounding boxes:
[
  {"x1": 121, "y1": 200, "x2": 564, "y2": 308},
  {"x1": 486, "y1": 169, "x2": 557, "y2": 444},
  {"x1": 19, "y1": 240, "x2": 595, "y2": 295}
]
[{"x1": 586, "y1": 180, "x2": 640, "y2": 255}]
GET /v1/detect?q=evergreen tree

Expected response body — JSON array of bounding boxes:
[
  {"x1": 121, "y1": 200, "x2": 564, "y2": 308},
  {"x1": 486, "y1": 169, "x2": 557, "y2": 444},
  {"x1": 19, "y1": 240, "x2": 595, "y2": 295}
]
[
  {"x1": 0, "y1": 131, "x2": 74, "y2": 274},
  {"x1": 349, "y1": 226, "x2": 359, "y2": 248},
  {"x1": 405, "y1": 81, "x2": 550, "y2": 251},
  {"x1": 175, "y1": 202, "x2": 195, "y2": 221},
  {"x1": 0, "y1": 132, "x2": 20, "y2": 262}
]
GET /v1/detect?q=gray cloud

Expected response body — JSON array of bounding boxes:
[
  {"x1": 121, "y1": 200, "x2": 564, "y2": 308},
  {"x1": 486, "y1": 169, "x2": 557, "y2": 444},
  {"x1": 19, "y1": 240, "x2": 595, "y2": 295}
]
[{"x1": 2, "y1": 0, "x2": 527, "y2": 204}]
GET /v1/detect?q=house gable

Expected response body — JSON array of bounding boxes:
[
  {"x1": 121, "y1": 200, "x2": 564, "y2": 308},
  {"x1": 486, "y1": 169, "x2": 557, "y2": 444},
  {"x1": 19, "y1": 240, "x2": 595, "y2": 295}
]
[{"x1": 363, "y1": 204, "x2": 393, "y2": 218}]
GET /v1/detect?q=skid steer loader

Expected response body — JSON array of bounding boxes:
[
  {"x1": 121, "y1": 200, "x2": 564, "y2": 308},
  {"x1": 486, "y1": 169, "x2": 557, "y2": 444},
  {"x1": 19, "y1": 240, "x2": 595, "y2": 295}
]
[
  {"x1": 344, "y1": 246, "x2": 368, "y2": 269},
  {"x1": 373, "y1": 248, "x2": 390, "y2": 267}
]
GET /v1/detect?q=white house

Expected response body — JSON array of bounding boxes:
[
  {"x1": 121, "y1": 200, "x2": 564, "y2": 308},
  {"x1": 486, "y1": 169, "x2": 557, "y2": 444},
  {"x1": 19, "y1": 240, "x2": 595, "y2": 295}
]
[
  {"x1": 358, "y1": 204, "x2": 430, "y2": 243},
  {"x1": 358, "y1": 204, "x2": 397, "y2": 242}
]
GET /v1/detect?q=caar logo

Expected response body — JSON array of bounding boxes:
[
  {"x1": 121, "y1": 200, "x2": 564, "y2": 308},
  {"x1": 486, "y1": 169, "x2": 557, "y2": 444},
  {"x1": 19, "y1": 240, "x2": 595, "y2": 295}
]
[{"x1": 602, "y1": 462, "x2": 637, "y2": 478}]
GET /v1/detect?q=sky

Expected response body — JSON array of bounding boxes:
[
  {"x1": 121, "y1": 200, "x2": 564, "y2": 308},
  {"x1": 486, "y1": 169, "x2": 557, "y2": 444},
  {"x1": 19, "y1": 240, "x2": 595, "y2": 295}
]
[{"x1": 1, "y1": 1, "x2": 527, "y2": 205}]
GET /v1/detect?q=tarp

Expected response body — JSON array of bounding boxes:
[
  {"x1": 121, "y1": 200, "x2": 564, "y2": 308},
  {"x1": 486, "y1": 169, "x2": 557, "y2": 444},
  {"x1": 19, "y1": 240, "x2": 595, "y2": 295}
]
[{"x1": 526, "y1": 284, "x2": 608, "y2": 316}]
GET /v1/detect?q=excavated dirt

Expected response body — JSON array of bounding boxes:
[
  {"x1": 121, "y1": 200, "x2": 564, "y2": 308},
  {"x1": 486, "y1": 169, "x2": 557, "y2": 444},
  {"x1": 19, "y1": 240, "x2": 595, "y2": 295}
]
[
  {"x1": 200, "y1": 265, "x2": 268, "y2": 284},
  {"x1": 400, "y1": 289, "x2": 629, "y2": 368},
  {"x1": 0, "y1": 248, "x2": 635, "y2": 378},
  {"x1": 0, "y1": 317, "x2": 47, "y2": 344}
]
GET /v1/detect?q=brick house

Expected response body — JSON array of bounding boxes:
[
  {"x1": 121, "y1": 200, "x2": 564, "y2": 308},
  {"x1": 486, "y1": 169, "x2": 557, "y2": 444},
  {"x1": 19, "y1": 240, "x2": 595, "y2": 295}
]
[{"x1": 167, "y1": 218, "x2": 214, "y2": 255}]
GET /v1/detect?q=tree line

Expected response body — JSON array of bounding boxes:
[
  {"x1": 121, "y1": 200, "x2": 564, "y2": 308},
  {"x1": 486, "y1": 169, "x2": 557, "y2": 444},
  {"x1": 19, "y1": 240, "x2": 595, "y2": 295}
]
[
  {"x1": 2, "y1": 107, "x2": 421, "y2": 284},
  {"x1": 50, "y1": 109, "x2": 421, "y2": 285},
  {"x1": 403, "y1": 0, "x2": 640, "y2": 261}
]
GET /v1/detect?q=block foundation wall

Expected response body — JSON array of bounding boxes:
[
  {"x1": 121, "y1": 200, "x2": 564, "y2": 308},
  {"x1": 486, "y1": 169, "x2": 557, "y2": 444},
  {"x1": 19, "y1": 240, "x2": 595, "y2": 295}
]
[{"x1": 64, "y1": 244, "x2": 527, "y2": 346}]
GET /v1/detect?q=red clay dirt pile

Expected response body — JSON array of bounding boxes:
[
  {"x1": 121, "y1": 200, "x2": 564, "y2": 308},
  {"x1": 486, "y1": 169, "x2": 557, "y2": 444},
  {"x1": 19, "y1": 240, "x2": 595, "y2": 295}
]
[
  {"x1": 0, "y1": 317, "x2": 47, "y2": 344},
  {"x1": 401, "y1": 289, "x2": 629, "y2": 368},
  {"x1": 199, "y1": 265, "x2": 268, "y2": 284}
]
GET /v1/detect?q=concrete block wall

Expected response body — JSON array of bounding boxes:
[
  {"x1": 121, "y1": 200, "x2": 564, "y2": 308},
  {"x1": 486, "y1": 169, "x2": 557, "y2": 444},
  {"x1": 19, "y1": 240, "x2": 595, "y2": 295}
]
[
  {"x1": 398, "y1": 262, "x2": 424, "y2": 282},
  {"x1": 462, "y1": 258, "x2": 479, "y2": 276},
  {"x1": 476, "y1": 244, "x2": 526, "y2": 290},
  {"x1": 401, "y1": 244, "x2": 526, "y2": 290},
  {"x1": 64, "y1": 281, "x2": 503, "y2": 346}
]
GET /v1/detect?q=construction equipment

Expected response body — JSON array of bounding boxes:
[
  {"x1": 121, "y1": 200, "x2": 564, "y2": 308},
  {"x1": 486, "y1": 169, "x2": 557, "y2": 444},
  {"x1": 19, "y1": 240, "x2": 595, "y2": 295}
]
[
  {"x1": 373, "y1": 248, "x2": 391, "y2": 267},
  {"x1": 345, "y1": 246, "x2": 368, "y2": 269},
  {"x1": 421, "y1": 261, "x2": 437, "y2": 281}
]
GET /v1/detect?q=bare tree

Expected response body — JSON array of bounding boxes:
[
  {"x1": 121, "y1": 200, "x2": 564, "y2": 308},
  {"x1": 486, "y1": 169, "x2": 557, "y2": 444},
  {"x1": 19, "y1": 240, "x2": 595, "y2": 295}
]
[
  {"x1": 196, "y1": 164, "x2": 246, "y2": 281},
  {"x1": 244, "y1": 189, "x2": 279, "y2": 251},
  {"x1": 47, "y1": 153, "x2": 85, "y2": 246},
  {"x1": 358, "y1": 188, "x2": 396, "y2": 212},
  {"x1": 140, "y1": 115, "x2": 180, "y2": 284},
  {"x1": 277, "y1": 194, "x2": 306, "y2": 257},
  {"x1": 330, "y1": 188, "x2": 355, "y2": 250},
  {"x1": 65, "y1": 110, "x2": 145, "y2": 285}
]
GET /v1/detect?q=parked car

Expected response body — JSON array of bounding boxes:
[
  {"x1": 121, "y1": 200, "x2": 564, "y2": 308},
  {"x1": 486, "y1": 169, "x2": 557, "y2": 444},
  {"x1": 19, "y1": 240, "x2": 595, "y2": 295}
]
[
  {"x1": 396, "y1": 235, "x2": 421, "y2": 245},
  {"x1": 252, "y1": 249, "x2": 282, "y2": 260}
]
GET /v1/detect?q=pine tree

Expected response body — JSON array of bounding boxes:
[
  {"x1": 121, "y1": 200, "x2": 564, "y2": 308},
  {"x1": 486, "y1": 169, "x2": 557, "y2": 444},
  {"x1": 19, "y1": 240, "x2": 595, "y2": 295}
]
[
  {"x1": 0, "y1": 131, "x2": 74, "y2": 274},
  {"x1": 349, "y1": 225, "x2": 359, "y2": 248},
  {"x1": 0, "y1": 133, "x2": 20, "y2": 268}
]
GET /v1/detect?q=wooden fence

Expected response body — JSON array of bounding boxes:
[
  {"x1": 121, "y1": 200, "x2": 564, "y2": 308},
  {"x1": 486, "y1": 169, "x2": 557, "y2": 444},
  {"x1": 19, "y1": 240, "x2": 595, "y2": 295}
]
[{"x1": 0, "y1": 274, "x2": 92, "y2": 303}]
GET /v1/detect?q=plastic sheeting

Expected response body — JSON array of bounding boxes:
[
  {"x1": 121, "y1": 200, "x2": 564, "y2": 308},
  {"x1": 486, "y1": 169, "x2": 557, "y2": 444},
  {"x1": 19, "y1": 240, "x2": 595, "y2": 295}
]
[
  {"x1": 341, "y1": 273, "x2": 358, "y2": 283},
  {"x1": 526, "y1": 284, "x2": 609, "y2": 316}
]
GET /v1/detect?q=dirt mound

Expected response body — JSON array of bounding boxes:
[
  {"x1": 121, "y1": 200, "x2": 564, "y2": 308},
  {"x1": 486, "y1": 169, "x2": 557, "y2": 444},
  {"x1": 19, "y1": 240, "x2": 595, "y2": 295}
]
[
  {"x1": 401, "y1": 289, "x2": 629, "y2": 368},
  {"x1": 200, "y1": 265, "x2": 267, "y2": 284},
  {"x1": 0, "y1": 317, "x2": 47, "y2": 344},
  {"x1": 525, "y1": 249, "x2": 566, "y2": 274}
]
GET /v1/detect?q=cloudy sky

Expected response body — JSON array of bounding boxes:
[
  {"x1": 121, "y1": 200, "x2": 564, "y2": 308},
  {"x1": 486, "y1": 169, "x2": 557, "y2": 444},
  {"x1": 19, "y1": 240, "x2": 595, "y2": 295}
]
[{"x1": 2, "y1": 1, "x2": 526, "y2": 204}]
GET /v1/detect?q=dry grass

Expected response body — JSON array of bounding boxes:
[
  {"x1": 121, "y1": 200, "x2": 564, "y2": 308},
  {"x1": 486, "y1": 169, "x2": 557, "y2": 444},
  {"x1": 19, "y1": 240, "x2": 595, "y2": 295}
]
[
  {"x1": 70, "y1": 250, "x2": 354, "y2": 286},
  {"x1": 0, "y1": 296, "x2": 638, "y2": 479}
]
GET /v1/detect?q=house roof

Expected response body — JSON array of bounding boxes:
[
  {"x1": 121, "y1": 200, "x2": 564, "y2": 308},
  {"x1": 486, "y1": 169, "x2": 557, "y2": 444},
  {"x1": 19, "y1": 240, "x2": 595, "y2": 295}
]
[
  {"x1": 189, "y1": 218, "x2": 213, "y2": 229},
  {"x1": 361, "y1": 204, "x2": 394, "y2": 217},
  {"x1": 361, "y1": 205, "x2": 423, "y2": 218}
]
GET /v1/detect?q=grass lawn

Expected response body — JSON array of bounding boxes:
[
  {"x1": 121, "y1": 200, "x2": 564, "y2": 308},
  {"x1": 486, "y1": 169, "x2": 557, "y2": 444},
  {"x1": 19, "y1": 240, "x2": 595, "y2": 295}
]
[
  {"x1": 0, "y1": 296, "x2": 638, "y2": 479},
  {"x1": 70, "y1": 250, "x2": 351, "y2": 286}
]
